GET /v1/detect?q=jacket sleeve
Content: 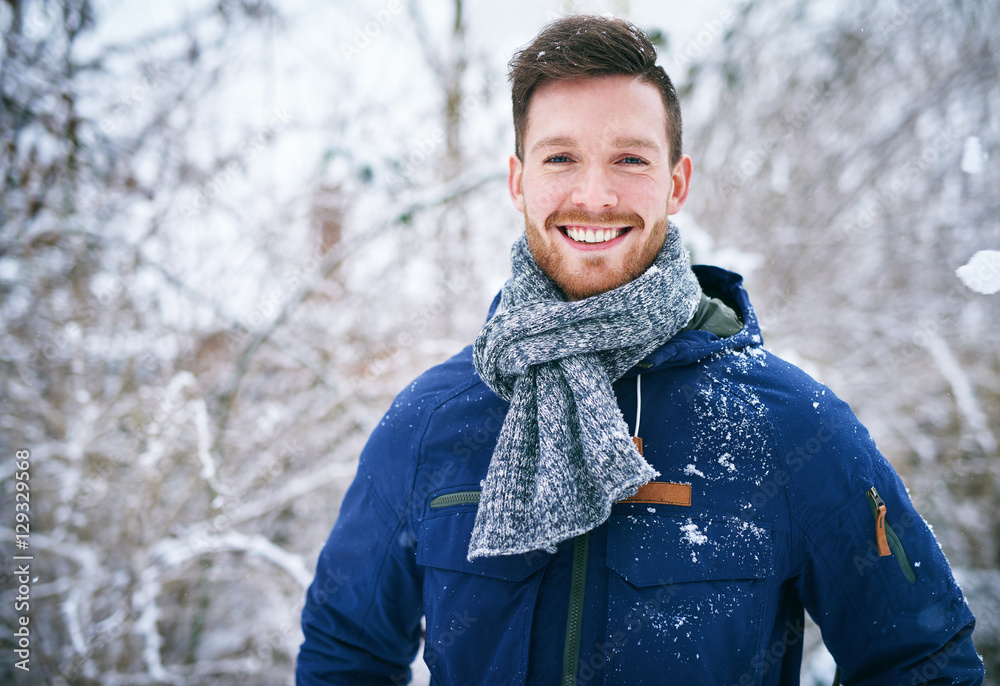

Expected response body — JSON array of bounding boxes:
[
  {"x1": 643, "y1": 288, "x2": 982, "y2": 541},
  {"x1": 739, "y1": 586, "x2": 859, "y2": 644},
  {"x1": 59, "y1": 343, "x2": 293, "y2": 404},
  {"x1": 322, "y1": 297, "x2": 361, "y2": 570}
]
[
  {"x1": 296, "y1": 402, "x2": 424, "y2": 685},
  {"x1": 781, "y1": 394, "x2": 984, "y2": 685}
]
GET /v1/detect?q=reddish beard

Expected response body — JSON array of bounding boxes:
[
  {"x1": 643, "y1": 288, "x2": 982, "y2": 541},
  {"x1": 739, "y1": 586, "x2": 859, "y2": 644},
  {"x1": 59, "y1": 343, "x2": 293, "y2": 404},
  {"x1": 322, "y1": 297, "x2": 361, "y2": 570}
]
[{"x1": 524, "y1": 209, "x2": 669, "y2": 300}]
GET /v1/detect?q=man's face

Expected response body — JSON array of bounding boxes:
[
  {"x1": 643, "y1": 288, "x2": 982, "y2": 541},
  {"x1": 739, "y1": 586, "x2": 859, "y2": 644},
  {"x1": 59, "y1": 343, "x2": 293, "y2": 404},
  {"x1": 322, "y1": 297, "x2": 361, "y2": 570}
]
[{"x1": 508, "y1": 75, "x2": 692, "y2": 300}]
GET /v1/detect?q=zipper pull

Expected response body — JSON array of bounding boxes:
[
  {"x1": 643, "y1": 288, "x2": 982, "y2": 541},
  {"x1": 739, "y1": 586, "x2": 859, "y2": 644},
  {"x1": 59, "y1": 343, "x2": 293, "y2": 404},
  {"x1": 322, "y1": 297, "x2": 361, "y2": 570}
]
[{"x1": 868, "y1": 487, "x2": 891, "y2": 557}]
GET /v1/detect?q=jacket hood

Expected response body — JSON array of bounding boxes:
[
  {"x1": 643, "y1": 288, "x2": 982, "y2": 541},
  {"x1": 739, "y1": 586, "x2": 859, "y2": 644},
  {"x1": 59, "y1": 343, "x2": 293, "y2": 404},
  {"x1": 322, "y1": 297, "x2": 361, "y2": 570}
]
[
  {"x1": 484, "y1": 265, "x2": 763, "y2": 377},
  {"x1": 635, "y1": 265, "x2": 763, "y2": 374}
]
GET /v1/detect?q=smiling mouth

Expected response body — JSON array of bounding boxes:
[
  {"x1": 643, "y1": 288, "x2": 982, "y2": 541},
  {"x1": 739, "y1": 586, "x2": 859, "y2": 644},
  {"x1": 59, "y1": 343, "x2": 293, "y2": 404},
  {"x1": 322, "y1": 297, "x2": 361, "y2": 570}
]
[{"x1": 560, "y1": 225, "x2": 632, "y2": 244}]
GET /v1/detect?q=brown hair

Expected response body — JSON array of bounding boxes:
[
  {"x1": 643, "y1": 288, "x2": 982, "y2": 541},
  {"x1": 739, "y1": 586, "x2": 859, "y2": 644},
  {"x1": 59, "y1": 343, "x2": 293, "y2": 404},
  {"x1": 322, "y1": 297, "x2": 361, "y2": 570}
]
[{"x1": 508, "y1": 15, "x2": 682, "y2": 166}]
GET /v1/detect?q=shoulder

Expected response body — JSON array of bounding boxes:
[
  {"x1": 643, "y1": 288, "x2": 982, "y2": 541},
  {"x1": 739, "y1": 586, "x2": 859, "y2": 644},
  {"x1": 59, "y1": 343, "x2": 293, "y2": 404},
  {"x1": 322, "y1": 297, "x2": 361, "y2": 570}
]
[
  {"x1": 383, "y1": 346, "x2": 481, "y2": 419},
  {"x1": 702, "y1": 347, "x2": 890, "y2": 523},
  {"x1": 365, "y1": 345, "x2": 486, "y2": 454},
  {"x1": 701, "y1": 346, "x2": 870, "y2": 445},
  {"x1": 352, "y1": 345, "x2": 488, "y2": 509}
]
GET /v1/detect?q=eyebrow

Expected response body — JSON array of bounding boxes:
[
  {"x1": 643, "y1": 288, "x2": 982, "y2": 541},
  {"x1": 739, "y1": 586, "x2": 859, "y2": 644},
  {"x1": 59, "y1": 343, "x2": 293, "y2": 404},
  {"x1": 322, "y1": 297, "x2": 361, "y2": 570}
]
[
  {"x1": 530, "y1": 135, "x2": 661, "y2": 154},
  {"x1": 612, "y1": 136, "x2": 660, "y2": 152},
  {"x1": 531, "y1": 136, "x2": 576, "y2": 153}
]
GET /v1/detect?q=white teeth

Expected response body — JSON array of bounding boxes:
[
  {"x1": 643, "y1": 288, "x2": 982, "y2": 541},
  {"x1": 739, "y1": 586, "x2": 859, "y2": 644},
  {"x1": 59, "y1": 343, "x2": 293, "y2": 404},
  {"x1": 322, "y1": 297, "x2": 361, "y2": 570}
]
[{"x1": 565, "y1": 227, "x2": 623, "y2": 244}]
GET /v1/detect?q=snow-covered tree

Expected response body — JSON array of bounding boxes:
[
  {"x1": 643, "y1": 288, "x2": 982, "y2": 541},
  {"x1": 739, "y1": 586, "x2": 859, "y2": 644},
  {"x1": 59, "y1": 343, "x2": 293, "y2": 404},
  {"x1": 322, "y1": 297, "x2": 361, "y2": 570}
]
[{"x1": 1, "y1": 0, "x2": 510, "y2": 682}]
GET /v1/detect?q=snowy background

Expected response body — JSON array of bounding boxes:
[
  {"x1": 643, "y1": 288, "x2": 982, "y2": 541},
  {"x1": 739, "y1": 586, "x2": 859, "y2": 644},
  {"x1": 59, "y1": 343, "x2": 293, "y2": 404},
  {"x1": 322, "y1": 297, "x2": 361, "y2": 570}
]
[{"x1": 0, "y1": 0, "x2": 997, "y2": 683}]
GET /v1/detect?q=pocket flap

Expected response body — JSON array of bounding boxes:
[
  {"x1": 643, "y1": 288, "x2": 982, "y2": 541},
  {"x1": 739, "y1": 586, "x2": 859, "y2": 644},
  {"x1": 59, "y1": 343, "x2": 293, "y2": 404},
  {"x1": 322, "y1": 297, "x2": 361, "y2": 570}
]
[
  {"x1": 608, "y1": 514, "x2": 772, "y2": 587},
  {"x1": 417, "y1": 511, "x2": 550, "y2": 581}
]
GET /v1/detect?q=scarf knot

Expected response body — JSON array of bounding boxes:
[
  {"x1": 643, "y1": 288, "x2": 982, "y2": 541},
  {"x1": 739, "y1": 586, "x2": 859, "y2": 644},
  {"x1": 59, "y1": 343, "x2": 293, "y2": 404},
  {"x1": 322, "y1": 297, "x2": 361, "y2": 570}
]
[{"x1": 469, "y1": 224, "x2": 702, "y2": 559}]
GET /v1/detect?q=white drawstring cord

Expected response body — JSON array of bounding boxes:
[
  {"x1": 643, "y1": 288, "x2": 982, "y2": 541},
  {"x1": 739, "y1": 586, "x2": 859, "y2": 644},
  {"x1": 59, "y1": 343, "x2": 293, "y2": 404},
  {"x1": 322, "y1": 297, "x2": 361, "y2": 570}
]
[{"x1": 634, "y1": 374, "x2": 642, "y2": 438}]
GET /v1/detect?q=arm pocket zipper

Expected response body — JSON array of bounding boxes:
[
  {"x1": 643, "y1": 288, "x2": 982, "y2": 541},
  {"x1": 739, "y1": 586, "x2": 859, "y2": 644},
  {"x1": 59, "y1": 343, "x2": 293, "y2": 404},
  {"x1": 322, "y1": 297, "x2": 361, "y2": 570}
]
[
  {"x1": 866, "y1": 486, "x2": 916, "y2": 584},
  {"x1": 429, "y1": 490, "x2": 481, "y2": 508}
]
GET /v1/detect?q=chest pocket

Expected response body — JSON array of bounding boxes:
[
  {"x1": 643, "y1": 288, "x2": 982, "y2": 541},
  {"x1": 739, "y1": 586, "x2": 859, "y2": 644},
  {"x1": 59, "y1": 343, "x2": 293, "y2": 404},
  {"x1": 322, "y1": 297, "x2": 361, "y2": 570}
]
[
  {"x1": 417, "y1": 495, "x2": 549, "y2": 686},
  {"x1": 603, "y1": 513, "x2": 773, "y2": 685}
]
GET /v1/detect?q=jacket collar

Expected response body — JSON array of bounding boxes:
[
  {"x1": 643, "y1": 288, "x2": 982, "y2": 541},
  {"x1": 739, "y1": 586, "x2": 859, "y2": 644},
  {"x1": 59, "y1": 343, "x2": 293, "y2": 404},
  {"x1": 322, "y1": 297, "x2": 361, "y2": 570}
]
[{"x1": 626, "y1": 265, "x2": 763, "y2": 376}]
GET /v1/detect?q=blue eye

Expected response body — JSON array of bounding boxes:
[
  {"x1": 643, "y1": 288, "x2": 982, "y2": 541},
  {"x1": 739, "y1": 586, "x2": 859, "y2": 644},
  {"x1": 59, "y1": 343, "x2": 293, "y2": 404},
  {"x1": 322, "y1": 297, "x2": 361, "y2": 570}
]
[
  {"x1": 620, "y1": 156, "x2": 648, "y2": 165},
  {"x1": 544, "y1": 155, "x2": 572, "y2": 164}
]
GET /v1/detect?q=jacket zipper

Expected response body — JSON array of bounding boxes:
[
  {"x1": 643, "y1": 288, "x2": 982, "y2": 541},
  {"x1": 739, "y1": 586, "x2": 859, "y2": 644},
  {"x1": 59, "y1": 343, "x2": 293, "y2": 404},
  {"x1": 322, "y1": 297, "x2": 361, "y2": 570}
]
[
  {"x1": 562, "y1": 532, "x2": 589, "y2": 686},
  {"x1": 866, "y1": 486, "x2": 916, "y2": 583},
  {"x1": 429, "y1": 490, "x2": 481, "y2": 508}
]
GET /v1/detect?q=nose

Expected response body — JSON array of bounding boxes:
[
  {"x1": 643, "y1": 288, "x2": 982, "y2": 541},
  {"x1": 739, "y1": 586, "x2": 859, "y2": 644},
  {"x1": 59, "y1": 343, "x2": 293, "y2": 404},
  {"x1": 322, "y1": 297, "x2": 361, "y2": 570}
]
[{"x1": 570, "y1": 164, "x2": 617, "y2": 211}]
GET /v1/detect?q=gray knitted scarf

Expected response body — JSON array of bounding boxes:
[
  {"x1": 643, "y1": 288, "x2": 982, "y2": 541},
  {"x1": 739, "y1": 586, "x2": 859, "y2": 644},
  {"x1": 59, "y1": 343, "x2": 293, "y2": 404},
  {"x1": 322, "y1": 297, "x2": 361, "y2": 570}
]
[{"x1": 469, "y1": 223, "x2": 702, "y2": 559}]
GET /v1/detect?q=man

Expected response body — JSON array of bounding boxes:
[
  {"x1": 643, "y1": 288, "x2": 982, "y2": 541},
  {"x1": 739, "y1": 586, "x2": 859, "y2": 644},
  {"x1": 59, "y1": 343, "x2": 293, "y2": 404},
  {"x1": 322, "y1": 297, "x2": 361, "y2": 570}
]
[{"x1": 297, "y1": 15, "x2": 984, "y2": 685}]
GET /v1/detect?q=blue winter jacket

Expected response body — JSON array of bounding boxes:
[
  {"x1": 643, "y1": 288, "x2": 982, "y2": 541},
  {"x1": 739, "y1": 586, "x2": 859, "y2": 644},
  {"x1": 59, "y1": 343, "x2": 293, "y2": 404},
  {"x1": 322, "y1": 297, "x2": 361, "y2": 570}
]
[{"x1": 297, "y1": 266, "x2": 984, "y2": 685}]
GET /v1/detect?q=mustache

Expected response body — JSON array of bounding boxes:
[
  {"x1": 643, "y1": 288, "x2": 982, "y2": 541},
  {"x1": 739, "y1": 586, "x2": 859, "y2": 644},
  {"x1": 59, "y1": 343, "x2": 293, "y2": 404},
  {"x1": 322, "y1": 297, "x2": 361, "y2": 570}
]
[{"x1": 544, "y1": 209, "x2": 645, "y2": 232}]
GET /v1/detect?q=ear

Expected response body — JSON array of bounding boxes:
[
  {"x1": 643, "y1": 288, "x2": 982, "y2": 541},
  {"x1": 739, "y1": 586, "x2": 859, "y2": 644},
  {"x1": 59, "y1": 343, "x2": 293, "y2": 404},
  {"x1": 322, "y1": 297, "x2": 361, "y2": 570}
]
[
  {"x1": 667, "y1": 154, "x2": 693, "y2": 215},
  {"x1": 508, "y1": 154, "x2": 525, "y2": 213}
]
